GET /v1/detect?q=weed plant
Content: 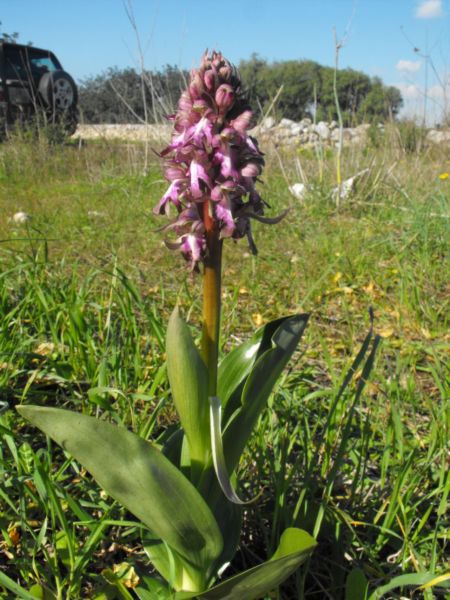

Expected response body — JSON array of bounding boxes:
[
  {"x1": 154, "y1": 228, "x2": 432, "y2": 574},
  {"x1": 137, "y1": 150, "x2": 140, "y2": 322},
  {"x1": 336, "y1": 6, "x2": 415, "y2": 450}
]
[{"x1": 0, "y1": 129, "x2": 449, "y2": 598}]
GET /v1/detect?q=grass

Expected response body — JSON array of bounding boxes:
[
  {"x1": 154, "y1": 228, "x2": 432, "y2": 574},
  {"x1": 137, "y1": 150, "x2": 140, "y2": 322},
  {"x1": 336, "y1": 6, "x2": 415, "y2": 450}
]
[{"x1": 0, "y1": 127, "x2": 449, "y2": 599}]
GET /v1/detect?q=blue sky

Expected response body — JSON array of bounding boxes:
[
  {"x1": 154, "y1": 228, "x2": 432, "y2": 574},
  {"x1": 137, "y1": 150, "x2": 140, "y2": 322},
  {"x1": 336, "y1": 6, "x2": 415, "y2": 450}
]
[{"x1": 1, "y1": 0, "x2": 449, "y2": 122}]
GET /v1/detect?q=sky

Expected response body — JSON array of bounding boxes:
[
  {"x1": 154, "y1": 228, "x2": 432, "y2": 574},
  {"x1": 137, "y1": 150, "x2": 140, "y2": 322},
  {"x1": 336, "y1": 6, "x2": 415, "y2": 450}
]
[{"x1": 1, "y1": 0, "x2": 449, "y2": 123}]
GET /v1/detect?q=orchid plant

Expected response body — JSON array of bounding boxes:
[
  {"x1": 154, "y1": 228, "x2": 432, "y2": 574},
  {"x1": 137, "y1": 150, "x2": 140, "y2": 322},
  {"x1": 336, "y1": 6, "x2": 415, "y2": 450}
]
[{"x1": 18, "y1": 51, "x2": 318, "y2": 599}]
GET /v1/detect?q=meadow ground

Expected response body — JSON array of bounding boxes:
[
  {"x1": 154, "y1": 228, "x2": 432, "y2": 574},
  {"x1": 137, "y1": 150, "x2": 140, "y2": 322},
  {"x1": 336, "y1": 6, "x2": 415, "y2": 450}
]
[{"x1": 0, "y1": 128, "x2": 448, "y2": 599}]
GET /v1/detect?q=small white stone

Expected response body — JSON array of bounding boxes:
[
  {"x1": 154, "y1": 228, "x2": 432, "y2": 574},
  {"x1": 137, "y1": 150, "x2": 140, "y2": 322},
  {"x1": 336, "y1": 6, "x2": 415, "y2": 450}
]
[
  {"x1": 12, "y1": 212, "x2": 31, "y2": 224},
  {"x1": 315, "y1": 121, "x2": 331, "y2": 140},
  {"x1": 333, "y1": 168, "x2": 369, "y2": 200},
  {"x1": 289, "y1": 183, "x2": 307, "y2": 200},
  {"x1": 260, "y1": 116, "x2": 276, "y2": 131},
  {"x1": 279, "y1": 118, "x2": 296, "y2": 128},
  {"x1": 87, "y1": 210, "x2": 107, "y2": 219},
  {"x1": 427, "y1": 129, "x2": 450, "y2": 144}
]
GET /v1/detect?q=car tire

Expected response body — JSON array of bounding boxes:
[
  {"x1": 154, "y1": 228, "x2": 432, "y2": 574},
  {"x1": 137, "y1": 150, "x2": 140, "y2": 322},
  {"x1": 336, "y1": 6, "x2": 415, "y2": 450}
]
[{"x1": 38, "y1": 70, "x2": 78, "y2": 111}]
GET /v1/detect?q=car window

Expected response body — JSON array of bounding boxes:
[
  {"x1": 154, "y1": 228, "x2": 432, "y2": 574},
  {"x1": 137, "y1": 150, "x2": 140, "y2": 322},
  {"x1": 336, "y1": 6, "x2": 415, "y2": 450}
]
[
  {"x1": 29, "y1": 53, "x2": 59, "y2": 76},
  {"x1": 3, "y1": 47, "x2": 60, "y2": 80}
]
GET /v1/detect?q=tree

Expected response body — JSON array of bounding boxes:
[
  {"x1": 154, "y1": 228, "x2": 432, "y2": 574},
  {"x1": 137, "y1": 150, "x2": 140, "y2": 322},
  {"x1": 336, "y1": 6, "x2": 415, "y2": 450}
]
[
  {"x1": 315, "y1": 67, "x2": 372, "y2": 124},
  {"x1": 78, "y1": 66, "x2": 188, "y2": 124},
  {"x1": 237, "y1": 58, "x2": 402, "y2": 125},
  {"x1": 238, "y1": 57, "x2": 322, "y2": 119},
  {"x1": 0, "y1": 21, "x2": 19, "y2": 43},
  {"x1": 358, "y1": 78, "x2": 403, "y2": 121},
  {"x1": 77, "y1": 58, "x2": 403, "y2": 125}
]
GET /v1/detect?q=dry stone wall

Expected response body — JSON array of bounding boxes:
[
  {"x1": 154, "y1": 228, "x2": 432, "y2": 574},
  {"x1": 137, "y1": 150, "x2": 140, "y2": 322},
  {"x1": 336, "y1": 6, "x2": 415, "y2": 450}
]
[{"x1": 73, "y1": 121, "x2": 450, "y2": 147}]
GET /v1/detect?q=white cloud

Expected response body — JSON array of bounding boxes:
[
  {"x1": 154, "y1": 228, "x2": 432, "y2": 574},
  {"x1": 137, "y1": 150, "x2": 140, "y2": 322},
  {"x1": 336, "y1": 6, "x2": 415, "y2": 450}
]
[
  {"x1": 395, "y1": 83, "x2": 422, "y2": 99},
  {"x1": 415, "y1": 0, "x2": 444, "y2": 18},
  {"x1": 428, "y1": 84, "x2": 450, "y2": 99},
  {"x1": 396, "y1": 59, "x2": 422, "y2": 73}
]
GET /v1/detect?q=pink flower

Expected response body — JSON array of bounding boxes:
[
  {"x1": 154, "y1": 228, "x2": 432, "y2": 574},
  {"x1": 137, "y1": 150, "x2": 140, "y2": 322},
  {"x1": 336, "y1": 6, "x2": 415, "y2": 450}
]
[
  {"x1": 190, "y1": 159, "x2": 211, "y2": 198},
  {"x1": 180, "y1": 234, "x2": 206, "y2": 267},
  {"x1": 154, "y1": 180, "x2": 184, "y2": 215}
]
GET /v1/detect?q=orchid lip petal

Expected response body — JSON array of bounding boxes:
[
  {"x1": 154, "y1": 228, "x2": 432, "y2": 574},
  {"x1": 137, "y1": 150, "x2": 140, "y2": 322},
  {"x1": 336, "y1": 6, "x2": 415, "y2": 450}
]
[
  {"x1": 190, "y1": 160, "x2": 211, "y2": 198},
  {"x1": 215, "y1": 203, "x2": 235, "y2": 237}
]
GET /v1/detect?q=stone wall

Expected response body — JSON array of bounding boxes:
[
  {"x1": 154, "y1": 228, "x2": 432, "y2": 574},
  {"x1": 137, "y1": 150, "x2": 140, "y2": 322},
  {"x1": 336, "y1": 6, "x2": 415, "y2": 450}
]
[
  {"x1": 73, "y1": 120, "x2": 450, "y2": 147},
  {"x1": 254, "y1": 117, "x2": 371, "y2": 148}
]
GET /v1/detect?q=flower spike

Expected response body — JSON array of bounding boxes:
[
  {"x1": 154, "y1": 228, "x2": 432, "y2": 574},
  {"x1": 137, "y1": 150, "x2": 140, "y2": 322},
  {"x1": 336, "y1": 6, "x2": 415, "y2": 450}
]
[{"x1": 155, "y1": 50, "x2": 279, "y2": 269}]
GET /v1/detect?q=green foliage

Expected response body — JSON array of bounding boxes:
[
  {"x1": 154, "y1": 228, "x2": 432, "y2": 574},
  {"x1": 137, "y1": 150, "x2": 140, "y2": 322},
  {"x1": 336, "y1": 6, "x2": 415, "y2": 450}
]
[
  {"x1": 76, "y1": 57, "x2": 402, "y2": 125},
  {"x1": 79, "y1": 65, "x2": 188, "y2": 124},
  {"x1": 16, "y1": 406, "x2": 223, "y2": 592},
  {"x1": 17, "y1": 307, "x2": 316, "y2": 597},
  {"x1": 395, "y1": 119, "x2": 428, "y2": 153},
  {"x1": 166, "y1": 307, "x2": 210, "y2": 478},
  {"x1": 175, "y1": 529, "x2": 317, "y2": 600},
  {"x1": 358, "y1": 77, "x2": 403, "y2": 122},
  {"x1": 238, "y1": 55, "x2": 403, "y2": 123},
  {"x1": 0, "y1": 21, "x2": 20, "y2": 43}
]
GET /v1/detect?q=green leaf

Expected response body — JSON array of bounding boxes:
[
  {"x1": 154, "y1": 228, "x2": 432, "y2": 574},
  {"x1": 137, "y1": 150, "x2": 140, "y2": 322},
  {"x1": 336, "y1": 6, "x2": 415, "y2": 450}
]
[
  {"x1": 166, "y1": 307, "x2": 210, "y2": 475},
  {"x1": 0, "y1": 570, "x2": 38, "y2": 599},
  {"x1": 55, "y1": 530, "x2": 72, "y2": 569},
  {"x1": 17, "y1": 406, "x2": 223, "y2": 572},
  {"x1": 345, "y1": 568, "x2": 369, "y2": 600},
  {"x1": 142, "y1": 531, "x2": 205, "y2": 591},
  {"x1": 175, "y1": 528, "x2": 316, "y2": 600},
  {"x1": 142, "y1": 532, "x2": 180, "y2": 587},
  {"x1": 209, "y1": 396, "x2": 253, "y2": 505},
  {"x1": 28, "y1": 584, "x2": 57, "y2": 600},
  {"x1": 135, "y1": 575, "x2": 172, "y2": 599},
  {"x1": 368, "y1": 572, "x2": 450, "y2": 599},
  {"x1": 223, "y1": 314, "x2": 309, "y2": 473},
  {"x1": 217, "y1": 316, "x2": 293, "y2": 422}
]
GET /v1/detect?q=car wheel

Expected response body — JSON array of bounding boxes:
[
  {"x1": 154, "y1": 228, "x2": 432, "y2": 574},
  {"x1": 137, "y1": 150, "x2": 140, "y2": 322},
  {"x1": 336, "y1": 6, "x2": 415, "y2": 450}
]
[{"x1": 38, "y1": 70, "x2": 78, "y2": 111}]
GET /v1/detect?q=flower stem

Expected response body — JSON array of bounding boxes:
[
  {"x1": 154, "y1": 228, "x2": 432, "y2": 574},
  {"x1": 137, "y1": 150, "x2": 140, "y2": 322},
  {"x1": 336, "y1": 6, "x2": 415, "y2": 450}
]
[{"x1": 201, "y1": 201, "x2": 222, "y2": 397}]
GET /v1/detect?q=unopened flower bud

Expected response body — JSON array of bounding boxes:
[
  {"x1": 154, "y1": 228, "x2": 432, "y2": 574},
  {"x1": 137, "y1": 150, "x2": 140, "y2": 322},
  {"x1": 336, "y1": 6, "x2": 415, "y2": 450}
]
[
  {"x1": 231, "y1": 110, "x2": 253, "y2": 133},
  {"x1": 215, "y1": 84, "x2": 234, "y2": 111},
  {"x1": 219, "y1": 66, "x2": 232, "y2": 81},
  {"x1": 212, "y1": 54, "x2": 223, "y2": 69},
  {"x1": 189, "y1": 72, "x2": 204, "y2": 98},
  {"x1": 203, "y1": 69, "x2": 217, "y2": 91}
]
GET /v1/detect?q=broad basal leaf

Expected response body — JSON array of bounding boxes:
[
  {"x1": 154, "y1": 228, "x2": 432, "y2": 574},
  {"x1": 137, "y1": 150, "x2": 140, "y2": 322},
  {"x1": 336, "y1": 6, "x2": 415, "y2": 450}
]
[
  {"x1": 217, "y1": 316, "x2": 295, "y2": 424},
  {"x1": 166, "y1": 307, "x2": 210, "y2": 476},
  {"x1": 175, "y1": 528, "x2": 317, "y2": 600},
  {"x1": 17, "y1": 406, "x2": 223, "y2": 571},
  {"x1": 223, "y1": 314, "x2": 309, "y2": 473},
  {"x1": 135, "y1": 575, "x2": 172, "y2": 600},
  {"x1": 142, "y1": 531, "x2": 208, "y2": 592}
]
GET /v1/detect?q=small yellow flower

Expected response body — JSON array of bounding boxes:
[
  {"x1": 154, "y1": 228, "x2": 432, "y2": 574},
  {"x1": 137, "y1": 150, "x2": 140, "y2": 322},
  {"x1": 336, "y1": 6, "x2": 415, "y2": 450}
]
[
  {"x1": 252, "y1": 313, "x2": 263, "y2": 326},
  {"x1": 438, "y1": 172, "x2": 449, "y2": 180}
]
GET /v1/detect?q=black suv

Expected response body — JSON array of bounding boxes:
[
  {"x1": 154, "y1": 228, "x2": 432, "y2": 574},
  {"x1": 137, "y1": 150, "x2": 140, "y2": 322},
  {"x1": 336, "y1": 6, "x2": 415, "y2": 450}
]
[{"x1": 0, "y1": 42, "x2": 78, "y2": 137}]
